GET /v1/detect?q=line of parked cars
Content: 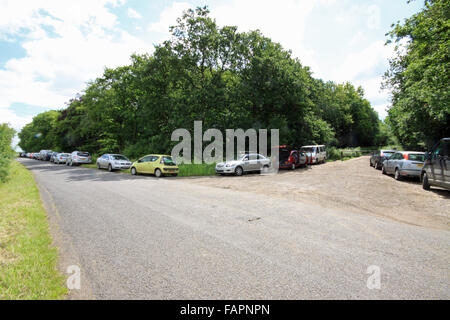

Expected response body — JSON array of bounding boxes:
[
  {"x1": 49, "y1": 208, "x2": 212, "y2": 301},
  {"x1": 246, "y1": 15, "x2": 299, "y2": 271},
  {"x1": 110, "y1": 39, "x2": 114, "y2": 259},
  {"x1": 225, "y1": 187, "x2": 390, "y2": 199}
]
[
  {"x1": 369, "y1": 138, "x2": 450, "y2": 191},
  {"x1": 20, "y1": 144, "x2": 328, "y2": 178}
]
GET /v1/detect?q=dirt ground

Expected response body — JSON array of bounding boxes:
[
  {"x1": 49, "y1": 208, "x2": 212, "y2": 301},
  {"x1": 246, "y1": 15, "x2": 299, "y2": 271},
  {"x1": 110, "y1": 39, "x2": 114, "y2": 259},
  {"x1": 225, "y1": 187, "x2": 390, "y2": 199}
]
[{"x1": 186, "y1": 156, "x2": 450, "y2": 230}]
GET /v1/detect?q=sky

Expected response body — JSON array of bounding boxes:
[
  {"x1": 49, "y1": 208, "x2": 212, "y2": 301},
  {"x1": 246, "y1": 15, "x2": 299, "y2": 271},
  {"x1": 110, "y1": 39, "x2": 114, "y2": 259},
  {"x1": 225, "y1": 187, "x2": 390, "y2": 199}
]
[{"x1": 0, "y1": 0, "x2": 425, "y2": 150}]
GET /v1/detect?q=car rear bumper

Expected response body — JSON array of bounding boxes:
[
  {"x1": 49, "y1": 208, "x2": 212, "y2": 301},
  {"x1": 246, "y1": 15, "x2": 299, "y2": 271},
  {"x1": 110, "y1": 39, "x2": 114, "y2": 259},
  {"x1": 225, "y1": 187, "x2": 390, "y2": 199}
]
[{"x1": 399, "y1": 169, "x2": 421, "y2": 177}]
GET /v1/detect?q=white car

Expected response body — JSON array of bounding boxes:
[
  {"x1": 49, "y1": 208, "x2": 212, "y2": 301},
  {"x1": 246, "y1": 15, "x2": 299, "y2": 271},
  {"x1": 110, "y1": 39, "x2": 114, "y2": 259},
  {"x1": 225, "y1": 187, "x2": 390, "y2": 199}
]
[
  {"x1": 97, "y1": 154, "x2": 132, "y2": 172},
  {"x1": 300, "y1": 145, "x2": 326, "y2": 164},
  {"x1": 215, "y1": 153, "x2": 271, "y2": 176}
]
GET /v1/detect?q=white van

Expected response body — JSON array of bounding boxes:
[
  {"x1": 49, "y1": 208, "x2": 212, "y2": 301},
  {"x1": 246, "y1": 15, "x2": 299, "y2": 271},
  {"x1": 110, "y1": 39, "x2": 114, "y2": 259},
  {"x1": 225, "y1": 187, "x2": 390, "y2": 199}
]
[{"x1": 300, "y1": 145, "x2": 326, "y2": 164}]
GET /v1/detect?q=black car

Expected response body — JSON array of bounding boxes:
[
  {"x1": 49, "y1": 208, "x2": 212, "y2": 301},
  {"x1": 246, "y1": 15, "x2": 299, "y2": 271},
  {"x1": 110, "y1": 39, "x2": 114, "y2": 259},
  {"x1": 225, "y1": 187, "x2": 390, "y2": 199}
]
[
  {"x1": 421, "y1": 138, "x2": 450, "y2": 191},
  {"x1": 370, "y1": 149, "x2": 396, "y2": 169}
]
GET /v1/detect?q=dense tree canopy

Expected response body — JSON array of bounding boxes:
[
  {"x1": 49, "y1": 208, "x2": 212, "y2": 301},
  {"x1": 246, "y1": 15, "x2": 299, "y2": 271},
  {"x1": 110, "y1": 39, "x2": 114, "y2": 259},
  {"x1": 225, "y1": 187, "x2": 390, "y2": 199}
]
[
  {"x1": 19, "y1": 7, "x2": 383, "y2": 158},
  {"x1": 383, "y1": 0, "x2": 450, "y2": 149}
]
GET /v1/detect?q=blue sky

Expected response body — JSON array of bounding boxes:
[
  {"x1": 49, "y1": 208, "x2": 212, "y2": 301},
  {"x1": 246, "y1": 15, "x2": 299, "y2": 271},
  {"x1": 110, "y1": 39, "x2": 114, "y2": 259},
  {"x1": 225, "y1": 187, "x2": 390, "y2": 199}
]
[{"x1": 0, "y1": 0, "x2": 424, "y2": 149}]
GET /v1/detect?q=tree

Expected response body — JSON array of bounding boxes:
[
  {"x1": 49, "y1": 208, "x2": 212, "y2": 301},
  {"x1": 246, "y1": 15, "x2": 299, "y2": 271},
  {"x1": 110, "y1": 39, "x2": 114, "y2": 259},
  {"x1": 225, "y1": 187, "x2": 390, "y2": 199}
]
[
  {"x1": 0, "y1": 123, "x2": 16, "y2": 182},
  {"x1": 383, "y1": 0, "x2": 450, "y2": 149}
]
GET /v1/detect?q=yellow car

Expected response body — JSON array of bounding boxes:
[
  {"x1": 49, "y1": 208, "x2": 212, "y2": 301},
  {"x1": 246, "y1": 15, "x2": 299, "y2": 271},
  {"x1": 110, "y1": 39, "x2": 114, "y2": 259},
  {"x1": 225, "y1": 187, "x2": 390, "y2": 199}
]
[{"x1": 130, "y1": 154, "x2": 179, "y2": 177}]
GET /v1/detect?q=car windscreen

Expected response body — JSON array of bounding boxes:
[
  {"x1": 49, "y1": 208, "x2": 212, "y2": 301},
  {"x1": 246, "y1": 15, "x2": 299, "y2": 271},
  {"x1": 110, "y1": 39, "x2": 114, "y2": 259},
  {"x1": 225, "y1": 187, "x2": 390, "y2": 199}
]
[
  {"x1": 111, "y1": 155, "x2": 128, "y2": 161},
  {"x1": 162, "y1": 156, "x2": 176, "y2": 165},
  {"x1": 77, "y1": 152, "x2": 90, "y2": 156},
  {"x1": 382, "y1": 152, "x2": 394, "y2": 157},
  {"x1": 408, "y1": 154, "x2": 425, "y2": 162}
]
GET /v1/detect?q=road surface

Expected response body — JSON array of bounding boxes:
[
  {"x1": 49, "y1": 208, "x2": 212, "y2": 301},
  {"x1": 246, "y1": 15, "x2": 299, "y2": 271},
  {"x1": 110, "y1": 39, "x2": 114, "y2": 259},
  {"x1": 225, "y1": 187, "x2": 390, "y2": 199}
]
[{"x1": 18, "y1": 158, "x2": 450, "y2": 299}]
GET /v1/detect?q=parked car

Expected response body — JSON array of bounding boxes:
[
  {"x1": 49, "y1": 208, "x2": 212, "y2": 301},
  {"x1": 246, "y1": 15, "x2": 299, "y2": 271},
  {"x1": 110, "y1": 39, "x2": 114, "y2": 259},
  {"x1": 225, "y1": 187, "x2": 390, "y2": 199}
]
[
  {"x1": 370, "y1": 149, "x2": 396, "y2": 169},
  {"x1": 54, "y1": 153, "x2": 70, "y2": 164},
  {"x1": 37, "y1": 150, "x2": 53, "y2": 161},
  {"x1": 49, "y1": 152, "x2": 59, "y2": 163},
  {"x1": 97, "y1": 154, "x2": 132, "y2": 172},
  {"x1": 272, "y1": 145, "x2": 307, "y2": 170},
  {"x1": 66, "y1": 151, "x2": 92, "y2": 166},
  {"x1": 381, "y1": 151, "x2": 425, "y2": 180},
  {"x1": 215, "y1": 153, "x2": 271, "y2": 176},
  {"x1": 421, "y1": 138, "x2": 450, "y2": 191},
  {"x1": 130, "y1": 154, "x2": 178, "y2": 177},
  {"x1": 300, "y1": 145, "x2": 326, "y2": 164}
]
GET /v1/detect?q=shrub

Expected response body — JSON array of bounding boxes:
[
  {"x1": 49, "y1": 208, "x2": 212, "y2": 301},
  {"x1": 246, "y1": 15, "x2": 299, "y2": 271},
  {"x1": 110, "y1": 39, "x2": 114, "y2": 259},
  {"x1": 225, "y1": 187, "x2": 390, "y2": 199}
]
[{"x1": 0, "y1": 123, "x2": 16, "y2": 183}]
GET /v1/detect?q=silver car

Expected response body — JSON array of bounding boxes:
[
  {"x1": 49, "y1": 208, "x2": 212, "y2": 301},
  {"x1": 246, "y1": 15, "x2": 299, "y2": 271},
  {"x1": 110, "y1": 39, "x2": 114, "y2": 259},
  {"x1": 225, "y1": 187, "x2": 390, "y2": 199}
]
[
  {"x1": 54, "y1": 153, "x2": 70, "y2": 164},
  {"x1": 67, "y1": 151, "x2": 92, "y2": 166},
  {"x1": 382, "y1": 151, "x2": 425, "y2": 180},
  {"x1": 97, "y1": 154, "x2": 132, "y2": 172},
  {"x1": 215, "y1": 153, "x2": 271, "y2": 176}
]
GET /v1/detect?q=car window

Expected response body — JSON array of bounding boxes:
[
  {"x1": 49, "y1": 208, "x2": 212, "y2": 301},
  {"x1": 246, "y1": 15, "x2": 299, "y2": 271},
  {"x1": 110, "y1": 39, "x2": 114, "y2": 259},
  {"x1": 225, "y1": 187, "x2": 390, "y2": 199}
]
[
  {"x1": 409, "y1": 154, "x2": 425, "y2": 162},
  {"x1": 111, "y1": 155, "x2": 128, "y2": 161},
  {"x1": 242, "y1": 155, "x2": 249, "y2": 161},
  {"x1": 257, "y1": 154, "x2": 266, "y2": 160},
  {"x1": 77, "y1": 152, "x2": 90, "y2": 156},
  {"x1": 141, "y1": 156, "x2": 152, "y2": 162}
]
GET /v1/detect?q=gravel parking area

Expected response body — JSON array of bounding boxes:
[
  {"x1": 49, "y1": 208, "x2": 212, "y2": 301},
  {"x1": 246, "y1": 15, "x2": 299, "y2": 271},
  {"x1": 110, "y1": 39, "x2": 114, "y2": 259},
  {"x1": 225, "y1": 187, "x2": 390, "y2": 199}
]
[{"x1": 187, "y1": 156, "x2": 450, "y2": 230}]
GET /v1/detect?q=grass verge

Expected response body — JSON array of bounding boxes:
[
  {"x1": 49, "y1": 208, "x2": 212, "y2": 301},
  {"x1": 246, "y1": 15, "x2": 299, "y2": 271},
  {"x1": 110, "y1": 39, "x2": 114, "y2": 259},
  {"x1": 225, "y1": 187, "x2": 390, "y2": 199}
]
[
  {"x1": 0, "y1": 161, "x2": 67, "y2": 299},
  {"x1": 178, "y1": 163, "x2": 217, "y2": 177}
]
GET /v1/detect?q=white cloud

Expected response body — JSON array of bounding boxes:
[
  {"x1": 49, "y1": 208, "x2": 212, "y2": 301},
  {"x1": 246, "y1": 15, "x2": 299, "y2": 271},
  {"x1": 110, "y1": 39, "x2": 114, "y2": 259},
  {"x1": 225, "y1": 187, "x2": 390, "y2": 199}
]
[
  {"x1": 148, "y1": 2, "x2": 192, "y2": 37},
  {"x1": 128, "y1": 8, "x2": 142, "y2": 19},
  {"x1": 0, "y1": 0, "x2": 154, "y2": 123},
  {"x1": 212, "y1": 0, "x2": 318, "y2": 70},
  {"x1": 332, "y1": 40, "x2": 392, "y2": 83},
  {"x1": 367, "y1": 5, "x2": 381, "y2": 30}
]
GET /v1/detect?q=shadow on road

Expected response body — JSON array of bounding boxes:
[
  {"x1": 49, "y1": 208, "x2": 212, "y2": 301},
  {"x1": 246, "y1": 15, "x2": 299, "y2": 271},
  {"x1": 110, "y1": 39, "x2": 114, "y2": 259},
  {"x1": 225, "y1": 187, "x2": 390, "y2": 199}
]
[{"x1": 18, "y1": 159, "x2": 156, "y2": 182}]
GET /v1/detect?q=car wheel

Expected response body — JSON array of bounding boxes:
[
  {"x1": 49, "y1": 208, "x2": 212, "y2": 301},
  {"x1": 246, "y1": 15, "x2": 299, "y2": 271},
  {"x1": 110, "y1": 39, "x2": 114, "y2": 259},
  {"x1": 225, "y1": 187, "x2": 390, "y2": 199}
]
[
  {"x1": 422, "y1": 172, "x2": 430, "y2": 190},
  {"x1": 374, "y1": 161, "x2": 378, "y2": 169},
  {"x1": 108, "y1": 164, "x2": 113, "y2": 172},
  {"x1": 382, "y1": 165, "x2": 386, "y2": 174},
  {"x1": 235, "y1": 166, "x2": 243, "y2": 176},
  {"x1": 131, "y1": 167, "x2": 137, "y2": 175},
  {"x1": 394, "y1": 169, "x2": 402, "y2": 180},
  {"x1": 154, "y1": 168, "x2": 162, "y2": 178}
]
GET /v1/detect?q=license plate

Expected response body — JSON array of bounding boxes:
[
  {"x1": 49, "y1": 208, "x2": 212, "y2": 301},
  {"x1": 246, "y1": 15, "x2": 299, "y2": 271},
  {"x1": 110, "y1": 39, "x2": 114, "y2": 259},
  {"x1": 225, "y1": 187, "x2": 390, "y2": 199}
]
[
  {"x1": 417, "y1": 164, "x2": 423, "y2": 167},
  {"x1": 80, "y1": 157, "x2": 86, "y2": 160}
]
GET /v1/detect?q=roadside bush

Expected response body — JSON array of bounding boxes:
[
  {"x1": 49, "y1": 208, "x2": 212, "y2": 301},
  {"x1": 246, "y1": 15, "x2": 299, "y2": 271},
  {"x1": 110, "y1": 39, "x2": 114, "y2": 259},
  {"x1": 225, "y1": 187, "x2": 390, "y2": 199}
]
[{"x1": 0, "y1": 123, "x2": 16, "y2": 183}]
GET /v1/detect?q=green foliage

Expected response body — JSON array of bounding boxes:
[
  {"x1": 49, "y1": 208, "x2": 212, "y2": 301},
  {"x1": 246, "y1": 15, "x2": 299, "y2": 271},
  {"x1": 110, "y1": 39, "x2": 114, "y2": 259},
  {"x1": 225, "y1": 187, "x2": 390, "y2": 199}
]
[
  {"x1": 19, "y1": 6, "x2": 382, "y2": 158},
  {"x1": 383, "y1": 0, "x2": 450, "y2": 149},
  {"x1": 0, "y1": 123, "x2": 16, "y2": 183}
]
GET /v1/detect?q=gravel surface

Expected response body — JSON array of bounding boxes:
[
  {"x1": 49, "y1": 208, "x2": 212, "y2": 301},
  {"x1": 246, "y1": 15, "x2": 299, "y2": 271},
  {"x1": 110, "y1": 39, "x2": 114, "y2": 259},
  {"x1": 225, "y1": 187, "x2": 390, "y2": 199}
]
[{"x1": 18, "y1": 157, "x2": 450, "y2": 299}]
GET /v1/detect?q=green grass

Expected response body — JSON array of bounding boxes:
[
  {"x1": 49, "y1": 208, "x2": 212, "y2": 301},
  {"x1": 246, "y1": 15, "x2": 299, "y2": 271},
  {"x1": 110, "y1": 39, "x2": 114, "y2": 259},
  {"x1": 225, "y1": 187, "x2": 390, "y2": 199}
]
[
  {"x1": 0, "y1": 161, "x2": 67, "y2": 300},
  {"x1": 178, "y1": 163, "x2": 217, "y2": 177}
]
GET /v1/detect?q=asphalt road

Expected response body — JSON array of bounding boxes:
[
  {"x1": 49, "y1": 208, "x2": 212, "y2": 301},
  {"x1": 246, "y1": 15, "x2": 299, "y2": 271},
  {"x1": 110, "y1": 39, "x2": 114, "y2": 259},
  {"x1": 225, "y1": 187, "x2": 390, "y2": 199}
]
[{"x1": 19, "y1": 158, "x2": 450, "y2": 299}]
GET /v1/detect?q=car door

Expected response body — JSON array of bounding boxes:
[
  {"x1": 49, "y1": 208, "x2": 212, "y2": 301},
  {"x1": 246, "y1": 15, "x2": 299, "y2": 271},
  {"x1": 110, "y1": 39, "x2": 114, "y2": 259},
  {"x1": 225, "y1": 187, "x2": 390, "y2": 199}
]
[
  {"x1": 135, "y1": 156, "x2": 149, "y2": 173},
  {"x1": 431, "y1": 140, "x2": 450, "y2": 187},
  {"x1": 385, "y1": 153, "x2": 396, "y2": 173},
  {"x1": 248, "y1": 154, "x2": 259, "y2": 171},
  {"x1": 147, "y1": 156, "x2": 159, "y2": 174}
]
